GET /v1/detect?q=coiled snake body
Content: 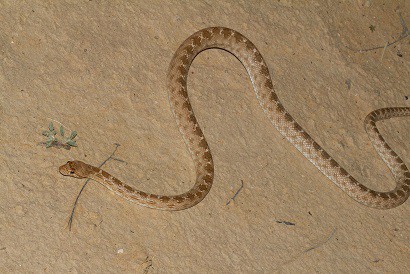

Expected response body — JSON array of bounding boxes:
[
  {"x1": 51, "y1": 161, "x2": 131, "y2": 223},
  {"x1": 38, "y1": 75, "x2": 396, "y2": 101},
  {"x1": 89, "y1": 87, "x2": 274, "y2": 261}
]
[{"x1": 60, "y1": 27, "x2": 410, "y2": 210}]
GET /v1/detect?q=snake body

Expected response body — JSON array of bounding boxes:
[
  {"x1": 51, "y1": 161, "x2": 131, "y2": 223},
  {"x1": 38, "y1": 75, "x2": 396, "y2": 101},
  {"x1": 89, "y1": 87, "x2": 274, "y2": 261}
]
[{"x1": 59, "y1": 27, "x2": 410, "y2": 210}]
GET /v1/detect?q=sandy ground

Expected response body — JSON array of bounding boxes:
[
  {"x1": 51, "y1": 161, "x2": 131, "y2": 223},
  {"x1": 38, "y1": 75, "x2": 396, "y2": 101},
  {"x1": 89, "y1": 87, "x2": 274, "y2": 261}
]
[{"x1": 1, "y1": 1, "x2": 409, "y2": 273}]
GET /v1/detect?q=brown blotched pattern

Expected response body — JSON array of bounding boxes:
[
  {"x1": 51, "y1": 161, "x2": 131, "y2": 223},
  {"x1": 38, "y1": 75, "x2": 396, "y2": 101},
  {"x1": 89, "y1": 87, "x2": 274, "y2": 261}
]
[{"x1": 59, "y1": 27, "x2": 410, "y2": 210}]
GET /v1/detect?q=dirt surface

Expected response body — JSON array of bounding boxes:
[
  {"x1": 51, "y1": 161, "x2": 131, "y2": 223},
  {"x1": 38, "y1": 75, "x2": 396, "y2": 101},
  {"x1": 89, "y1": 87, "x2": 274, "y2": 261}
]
[{"x1": 1, "y1": 1, "x2": 409, "y2": 273}]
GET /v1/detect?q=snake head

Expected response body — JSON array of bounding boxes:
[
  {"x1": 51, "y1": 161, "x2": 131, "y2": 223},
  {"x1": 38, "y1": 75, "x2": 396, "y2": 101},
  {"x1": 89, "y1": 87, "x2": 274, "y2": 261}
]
[{"x1": 59, "y1": 161, "x2": 88, "y2": 179}]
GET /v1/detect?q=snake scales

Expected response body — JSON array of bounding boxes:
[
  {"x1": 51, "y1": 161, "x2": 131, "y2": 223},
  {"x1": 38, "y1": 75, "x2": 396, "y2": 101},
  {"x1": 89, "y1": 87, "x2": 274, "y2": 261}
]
[{"x1": 60, "y1": 27, "x2": 410, "y2": 210}]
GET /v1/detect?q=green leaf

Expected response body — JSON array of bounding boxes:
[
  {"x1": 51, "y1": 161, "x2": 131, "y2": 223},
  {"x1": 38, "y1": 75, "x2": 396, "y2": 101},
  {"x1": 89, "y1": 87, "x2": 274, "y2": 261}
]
[
  {"x1": 45, "y1": 140, "x2": 53, "y2": 147},
  {"x1": 46, "y1": 136, "x2": 54, "y2": 142},
  {"x1": 60, "y1": 125, "x2": 64, "y2": 136},
  {"x1": 69, "y1": 131, "x2": 77, "y2": 139},
  {"x1": 66, "y1": 140, "x2": 77, "y2": 147},
  {"x1": 42, "y1": 130, "x2": 50, "y2": 136},
  {"x1": 49, "y1": 122, "x2": 54, "y2": 131}
]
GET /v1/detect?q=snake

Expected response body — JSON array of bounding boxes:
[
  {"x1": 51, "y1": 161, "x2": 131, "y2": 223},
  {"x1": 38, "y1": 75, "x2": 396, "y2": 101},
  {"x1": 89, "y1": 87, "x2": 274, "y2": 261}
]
[{"x1": 59, "y1": 27, "x2": 410, "y2": 210}]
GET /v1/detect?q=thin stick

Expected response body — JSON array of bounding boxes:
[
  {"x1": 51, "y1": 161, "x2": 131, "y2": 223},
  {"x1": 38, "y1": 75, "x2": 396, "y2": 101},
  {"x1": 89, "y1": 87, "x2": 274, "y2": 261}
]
[
  {"x1": 275, "y1": 220, "x2": 296, "y2": 226},
  {"x1": 380, "y1": 41, "x2": 388, "y2": 61},
  {"x1": 226, "y1": 180, "x2": 244, "y2": 205},
  {"x1": 346, "y1": 34, "x2": 408, "y2": 53},
  {"x1": 304, "y1": 228, "x2": 337, "y2": 253},
  {"x1": 345, "y1": 12, "x2": 409, "y2": 53},
  {"x1": 68, "y1": 143, "x2": 123, "y2": 231}
]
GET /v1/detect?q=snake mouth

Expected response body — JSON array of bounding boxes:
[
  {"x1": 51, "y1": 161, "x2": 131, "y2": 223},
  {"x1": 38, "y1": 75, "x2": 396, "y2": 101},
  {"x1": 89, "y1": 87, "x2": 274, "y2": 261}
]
[
  {"x1": 59, "y1": 165, "x2": 71, "y2": 176},
  {"x1": 59, "y1": 161, "x2": 77, "y2": 177}
]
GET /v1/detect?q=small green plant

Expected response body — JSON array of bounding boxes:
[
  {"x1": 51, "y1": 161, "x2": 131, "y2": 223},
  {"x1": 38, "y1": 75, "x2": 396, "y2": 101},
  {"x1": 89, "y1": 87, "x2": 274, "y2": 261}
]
[{"x1": 42, "y1": 122, "x2": 77, "y2": 149}]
